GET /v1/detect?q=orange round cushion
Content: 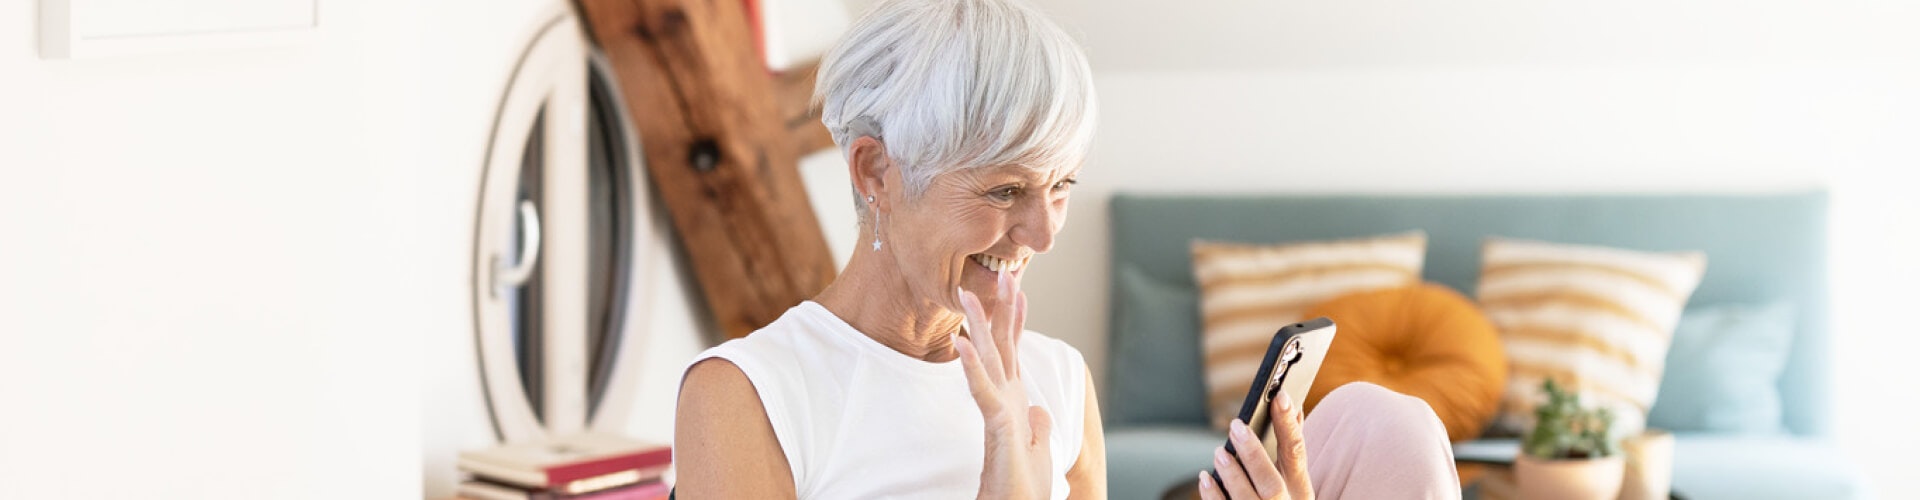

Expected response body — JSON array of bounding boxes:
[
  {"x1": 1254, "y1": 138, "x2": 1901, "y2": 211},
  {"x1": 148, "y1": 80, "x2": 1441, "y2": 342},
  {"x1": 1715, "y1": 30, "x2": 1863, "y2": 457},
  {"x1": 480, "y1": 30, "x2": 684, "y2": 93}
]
[{"x1": 1302, "y1": 283, "x2": 1508, "y2": 441}]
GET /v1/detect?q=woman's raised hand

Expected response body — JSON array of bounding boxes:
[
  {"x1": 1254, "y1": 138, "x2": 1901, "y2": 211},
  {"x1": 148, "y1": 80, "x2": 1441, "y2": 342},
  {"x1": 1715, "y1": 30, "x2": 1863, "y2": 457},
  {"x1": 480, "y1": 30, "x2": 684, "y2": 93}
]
[
  {"x1": 1197, "y1": 389, "x2": 1316, "y2": 500},
  {"x1": 955, "y1": 270, "x2": 1052, "y2": 500}
]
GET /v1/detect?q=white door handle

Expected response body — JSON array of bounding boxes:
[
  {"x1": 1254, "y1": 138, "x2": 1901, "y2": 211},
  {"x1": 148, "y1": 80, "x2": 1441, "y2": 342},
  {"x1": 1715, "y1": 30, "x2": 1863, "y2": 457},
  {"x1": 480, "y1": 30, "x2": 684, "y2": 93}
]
[{"x1": 492, "y1": 200, "x2": 543, "y2": 297}]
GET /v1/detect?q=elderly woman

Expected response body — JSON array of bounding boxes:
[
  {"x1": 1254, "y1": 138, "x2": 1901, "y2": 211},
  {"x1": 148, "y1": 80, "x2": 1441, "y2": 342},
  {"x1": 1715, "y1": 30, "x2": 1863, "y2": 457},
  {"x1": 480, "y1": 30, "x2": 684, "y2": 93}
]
[{"x1": 676, "y1": 0, "x2": 1459, "y2": 498}]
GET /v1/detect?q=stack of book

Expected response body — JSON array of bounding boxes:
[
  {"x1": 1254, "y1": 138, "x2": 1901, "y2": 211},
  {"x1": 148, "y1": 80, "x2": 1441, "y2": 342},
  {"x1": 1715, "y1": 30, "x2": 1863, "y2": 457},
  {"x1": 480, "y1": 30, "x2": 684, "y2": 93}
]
[{"x1": 457, "y1": 432, "x2": 672, "y2": 500}]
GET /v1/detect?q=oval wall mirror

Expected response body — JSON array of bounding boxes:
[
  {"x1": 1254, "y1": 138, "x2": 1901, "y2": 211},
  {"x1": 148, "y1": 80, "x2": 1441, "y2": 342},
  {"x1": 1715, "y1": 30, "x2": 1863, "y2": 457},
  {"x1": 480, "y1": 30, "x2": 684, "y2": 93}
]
[{"x1": 471, "y1": 10, "x2": 654, "y2": 443}]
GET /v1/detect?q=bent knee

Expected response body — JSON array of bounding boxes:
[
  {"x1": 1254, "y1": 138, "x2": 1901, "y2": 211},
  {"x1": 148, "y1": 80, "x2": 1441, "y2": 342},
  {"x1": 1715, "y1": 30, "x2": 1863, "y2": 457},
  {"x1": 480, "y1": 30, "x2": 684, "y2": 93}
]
[
  {"x1": 1321, "y1": 381, "x2": 1418, "y2": 412},
  {"x1": 1323, "y1": 381, "x2": 1396, "y2": 402},
  {"x1": 1319, "y1": 382, "x2": 1443, "y2": 431}
]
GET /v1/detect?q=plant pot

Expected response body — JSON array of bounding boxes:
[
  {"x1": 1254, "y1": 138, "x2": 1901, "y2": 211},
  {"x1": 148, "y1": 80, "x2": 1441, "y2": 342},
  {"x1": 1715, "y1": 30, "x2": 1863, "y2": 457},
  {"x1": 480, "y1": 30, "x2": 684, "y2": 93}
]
[
  {"x1": 1515, "y1": 454, "x2": 1626, "y2": 500},
  {"x1": 1621, "y1": 430, "x2": 1675, "y2": 500}
]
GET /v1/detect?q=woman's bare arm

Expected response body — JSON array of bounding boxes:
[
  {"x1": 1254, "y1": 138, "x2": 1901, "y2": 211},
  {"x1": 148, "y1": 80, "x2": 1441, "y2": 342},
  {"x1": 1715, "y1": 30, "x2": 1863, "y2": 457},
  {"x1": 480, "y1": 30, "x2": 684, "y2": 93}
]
[
  {"x1": 1066, "y1": 366, "x2": 1108, "y2": 499},
  {"x1": 674, "y1": 358, "x2": 798, "y2": 499}
]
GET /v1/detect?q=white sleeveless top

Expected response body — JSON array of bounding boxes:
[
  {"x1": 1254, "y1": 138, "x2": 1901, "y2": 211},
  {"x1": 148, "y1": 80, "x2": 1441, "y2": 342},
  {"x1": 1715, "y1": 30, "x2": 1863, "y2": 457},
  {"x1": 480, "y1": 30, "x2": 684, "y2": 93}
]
[{"x1": 688, "y1": 301, "x2": 1089, "y2": 499}]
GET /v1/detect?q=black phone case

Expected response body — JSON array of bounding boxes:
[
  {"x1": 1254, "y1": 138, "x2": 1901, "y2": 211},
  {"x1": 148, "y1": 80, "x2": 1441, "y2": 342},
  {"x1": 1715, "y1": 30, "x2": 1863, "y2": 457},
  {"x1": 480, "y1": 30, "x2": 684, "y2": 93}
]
[{"x1": 1207, "y1": 316, "x2": 1334, "y2": 488}]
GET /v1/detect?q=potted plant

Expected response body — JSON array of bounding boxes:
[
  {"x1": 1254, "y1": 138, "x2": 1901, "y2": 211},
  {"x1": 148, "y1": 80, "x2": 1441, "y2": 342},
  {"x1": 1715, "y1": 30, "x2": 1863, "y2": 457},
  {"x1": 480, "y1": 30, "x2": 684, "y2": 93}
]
[{"x1": 1515, "y1": 378, "x2": 1625, "y2": 500}]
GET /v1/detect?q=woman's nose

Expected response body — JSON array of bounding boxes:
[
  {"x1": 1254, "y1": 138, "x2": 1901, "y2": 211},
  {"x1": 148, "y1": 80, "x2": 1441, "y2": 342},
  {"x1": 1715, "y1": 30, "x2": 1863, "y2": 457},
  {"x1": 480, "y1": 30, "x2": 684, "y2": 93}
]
[{"x1": 1010, "y1": 201, "x2": 1060, "y2": 254}]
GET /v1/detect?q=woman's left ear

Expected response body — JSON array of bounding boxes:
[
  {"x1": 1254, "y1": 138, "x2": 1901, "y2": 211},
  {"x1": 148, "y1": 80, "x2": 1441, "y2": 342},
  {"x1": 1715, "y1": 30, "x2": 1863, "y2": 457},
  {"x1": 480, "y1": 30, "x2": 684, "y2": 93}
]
[{"x1": 847, "y1": 136, "x2": 893, "y2": 212}]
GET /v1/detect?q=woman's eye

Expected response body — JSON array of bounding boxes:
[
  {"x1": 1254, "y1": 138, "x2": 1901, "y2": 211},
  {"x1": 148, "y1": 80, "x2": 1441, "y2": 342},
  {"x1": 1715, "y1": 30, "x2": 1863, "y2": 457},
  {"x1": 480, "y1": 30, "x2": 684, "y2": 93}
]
[
  {"x1": 990, "y1": 187, "x2": 1021, "y2": 200},
  {"x1": 1053, "y1": 178, "x2": 1078, "y2": 191}
]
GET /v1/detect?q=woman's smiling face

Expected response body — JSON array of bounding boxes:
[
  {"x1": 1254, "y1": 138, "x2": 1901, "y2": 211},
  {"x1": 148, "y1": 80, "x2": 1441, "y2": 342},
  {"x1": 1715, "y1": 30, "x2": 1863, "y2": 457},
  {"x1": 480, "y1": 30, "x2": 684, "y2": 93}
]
[{"x1": 883, "y1": 163, "x2": 1079, "y2": 313}]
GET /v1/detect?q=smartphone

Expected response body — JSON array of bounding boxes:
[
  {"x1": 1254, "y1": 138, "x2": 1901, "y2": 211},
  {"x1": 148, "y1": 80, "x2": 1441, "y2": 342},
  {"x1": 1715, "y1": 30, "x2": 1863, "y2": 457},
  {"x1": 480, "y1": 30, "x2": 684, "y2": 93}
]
[{"x1": 1208, "y1": 317, "x2": 1338, "y2": 487}]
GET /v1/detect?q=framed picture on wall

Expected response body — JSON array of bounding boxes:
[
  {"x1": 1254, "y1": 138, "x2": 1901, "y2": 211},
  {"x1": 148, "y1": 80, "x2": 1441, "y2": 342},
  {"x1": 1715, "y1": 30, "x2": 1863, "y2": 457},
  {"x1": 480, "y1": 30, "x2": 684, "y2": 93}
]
[{"x1": 39, "y1": 0, "x2": 319, "y2": 59}]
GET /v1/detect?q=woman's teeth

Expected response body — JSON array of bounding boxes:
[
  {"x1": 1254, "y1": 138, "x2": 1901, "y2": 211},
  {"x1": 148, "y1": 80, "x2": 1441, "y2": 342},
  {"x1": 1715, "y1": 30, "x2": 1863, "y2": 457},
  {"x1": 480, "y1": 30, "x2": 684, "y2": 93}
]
[{"x1": 971, "y1": 254, "x2": 1025, "y2": 273}]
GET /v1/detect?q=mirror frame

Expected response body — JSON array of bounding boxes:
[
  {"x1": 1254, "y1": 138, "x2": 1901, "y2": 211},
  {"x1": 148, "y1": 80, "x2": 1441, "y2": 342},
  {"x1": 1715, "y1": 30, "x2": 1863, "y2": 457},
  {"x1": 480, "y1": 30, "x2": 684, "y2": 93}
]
[{"x1": 470, "y1": 9, "x2": 655, "y2": 443}]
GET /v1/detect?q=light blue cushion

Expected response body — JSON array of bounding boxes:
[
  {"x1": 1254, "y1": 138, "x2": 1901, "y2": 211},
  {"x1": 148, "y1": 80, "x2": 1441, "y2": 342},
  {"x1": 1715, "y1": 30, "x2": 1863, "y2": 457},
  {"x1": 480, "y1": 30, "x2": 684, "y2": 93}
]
[
  {"x1": 1668, "y1": 434, "x2": 1869, "y2": 499},
  {"x1": 1105, "y1": 426, "x2": 1221, "y2": 500},
  {"x1": 1648, "y1": 303, "x2": 1796, "y2": 434},
  {"x1": 1108, "y1": 266, "x2": 1209, "y2": 427}
]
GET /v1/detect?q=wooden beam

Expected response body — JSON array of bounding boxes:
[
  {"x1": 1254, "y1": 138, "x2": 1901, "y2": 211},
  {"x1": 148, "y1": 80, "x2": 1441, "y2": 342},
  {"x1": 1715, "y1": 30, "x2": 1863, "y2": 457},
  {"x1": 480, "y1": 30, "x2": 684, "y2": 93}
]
[
  {"x1": 773, "y1": 61, "x2": 837, "y2": 155},
  {"x1": 576, "y1": 0, "x2": 837, "y2": 340}
]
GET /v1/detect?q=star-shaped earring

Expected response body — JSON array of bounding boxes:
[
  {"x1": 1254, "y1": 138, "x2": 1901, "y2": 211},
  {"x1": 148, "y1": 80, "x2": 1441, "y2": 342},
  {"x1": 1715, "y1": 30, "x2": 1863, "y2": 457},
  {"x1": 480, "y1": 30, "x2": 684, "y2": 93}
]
[{"x1": 867, "y1": 194, "x2": 883, "y2": 251}]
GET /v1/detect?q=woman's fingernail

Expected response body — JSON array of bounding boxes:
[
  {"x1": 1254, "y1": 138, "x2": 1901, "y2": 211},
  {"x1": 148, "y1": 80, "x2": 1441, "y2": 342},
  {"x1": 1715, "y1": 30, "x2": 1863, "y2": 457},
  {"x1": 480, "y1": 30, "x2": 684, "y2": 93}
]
[
  {"x1": 1278, "y1": 389, "x2": 1294, "y2": 412},
  {"x1": 1198, "y1": 472, "x2": 1215, "y2": 491},
  {"x1": 1213, "y1": 447, "x2": 1230, "y2": 466},
  {"x1": 1230, "y1": 419, "x2": 1251, "y2": 441}
]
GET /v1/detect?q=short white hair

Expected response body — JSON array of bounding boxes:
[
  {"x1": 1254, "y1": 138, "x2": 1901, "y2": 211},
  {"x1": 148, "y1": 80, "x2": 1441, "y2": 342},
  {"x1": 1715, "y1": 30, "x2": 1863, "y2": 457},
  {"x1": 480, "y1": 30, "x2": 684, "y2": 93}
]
[{"x1": 815, "y1": 0, "x2": 1097, "y2": 200}]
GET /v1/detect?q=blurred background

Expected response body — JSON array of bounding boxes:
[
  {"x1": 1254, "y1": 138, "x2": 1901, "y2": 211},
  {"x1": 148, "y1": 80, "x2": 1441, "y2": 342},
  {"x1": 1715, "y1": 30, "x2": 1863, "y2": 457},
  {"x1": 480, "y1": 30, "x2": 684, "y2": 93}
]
[{"x1": 1, "y1": 0, "x2": 1914, "y2": 498}]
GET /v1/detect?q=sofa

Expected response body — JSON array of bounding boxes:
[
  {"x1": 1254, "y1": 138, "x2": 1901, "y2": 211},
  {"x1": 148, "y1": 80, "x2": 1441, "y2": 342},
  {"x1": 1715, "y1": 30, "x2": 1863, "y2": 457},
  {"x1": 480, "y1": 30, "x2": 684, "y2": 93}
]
[{"x1": 1101, "y1": 192, "x2": 1868, "y2": 499}]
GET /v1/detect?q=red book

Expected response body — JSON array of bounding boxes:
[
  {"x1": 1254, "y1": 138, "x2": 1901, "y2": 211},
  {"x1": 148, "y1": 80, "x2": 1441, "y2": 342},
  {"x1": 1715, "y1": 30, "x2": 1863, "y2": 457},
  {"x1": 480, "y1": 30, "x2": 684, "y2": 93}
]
[
  {"x1": 573, "y1": 481, "x2": 670, "y2": 500},
  {"x1": 458, "y1": 432, "x2": 671, "y2": 494},
  {"x1": 457, "y1": 479, "x2": 671, "y2": 500}
]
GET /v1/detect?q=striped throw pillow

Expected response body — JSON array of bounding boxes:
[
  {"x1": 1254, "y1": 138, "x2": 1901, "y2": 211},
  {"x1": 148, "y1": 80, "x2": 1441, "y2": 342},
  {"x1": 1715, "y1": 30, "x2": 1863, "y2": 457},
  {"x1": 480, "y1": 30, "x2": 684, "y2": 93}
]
[
  {"x1": 1191, "y1": 232, "x2": 1427, "y2": 429},
  {"x1": 1477, "y1": 238, "x2": 1706, "y2": 437}
]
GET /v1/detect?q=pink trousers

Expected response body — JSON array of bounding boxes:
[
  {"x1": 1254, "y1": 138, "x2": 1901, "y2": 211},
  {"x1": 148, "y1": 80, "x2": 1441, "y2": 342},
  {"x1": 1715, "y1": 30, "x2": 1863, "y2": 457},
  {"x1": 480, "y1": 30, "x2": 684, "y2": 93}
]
[{"x1": 1300, "y1": 382, "x2": 1461, "y2": 499}]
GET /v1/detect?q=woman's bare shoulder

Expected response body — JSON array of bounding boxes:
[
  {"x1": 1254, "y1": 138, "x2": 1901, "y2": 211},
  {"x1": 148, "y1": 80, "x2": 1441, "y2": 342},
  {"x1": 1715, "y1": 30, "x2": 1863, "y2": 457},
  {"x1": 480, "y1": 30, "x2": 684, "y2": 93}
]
[
  {"x1": 680, "y1": 357, "x2": 753, "y2": 397},
  {"x1": 676, "y1": 357, "x2": 798, "y2": 498}
]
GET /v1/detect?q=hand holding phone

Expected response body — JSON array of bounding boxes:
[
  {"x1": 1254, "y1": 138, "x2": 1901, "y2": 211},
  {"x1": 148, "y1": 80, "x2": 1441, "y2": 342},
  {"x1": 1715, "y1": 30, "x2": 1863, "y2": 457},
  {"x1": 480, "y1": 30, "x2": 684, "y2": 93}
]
[{"x1": 1202, "y1": 317, "x2": 1336, "y2": 499}]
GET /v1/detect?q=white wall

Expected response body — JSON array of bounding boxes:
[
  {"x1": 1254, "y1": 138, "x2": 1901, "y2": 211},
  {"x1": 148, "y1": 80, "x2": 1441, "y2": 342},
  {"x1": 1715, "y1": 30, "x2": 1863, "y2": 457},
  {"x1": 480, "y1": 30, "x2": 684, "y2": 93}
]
[
  {"x1": 0, "y1": 0, "x2": 731, "y2": 498},
  {"x1": 1038, "y1": 0, "x2": 1918, "y2": 71},
  {"x1": 1015, "y1": 0, "x2": 1920, "y2": 497},
  {"x1": 0, "y1": 0, "x2": 436, "y2": 497}
]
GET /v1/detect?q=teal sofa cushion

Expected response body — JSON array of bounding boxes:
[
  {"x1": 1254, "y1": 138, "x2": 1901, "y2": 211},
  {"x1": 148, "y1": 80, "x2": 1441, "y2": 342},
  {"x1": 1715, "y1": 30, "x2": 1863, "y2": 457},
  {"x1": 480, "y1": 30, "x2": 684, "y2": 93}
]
[
  {"x1": 1649, "y1": 303, "x2": 1797, "y2": 434},
  {"x1": 1109, "y1": 266, "x2": 1209, "y2": 427}
]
